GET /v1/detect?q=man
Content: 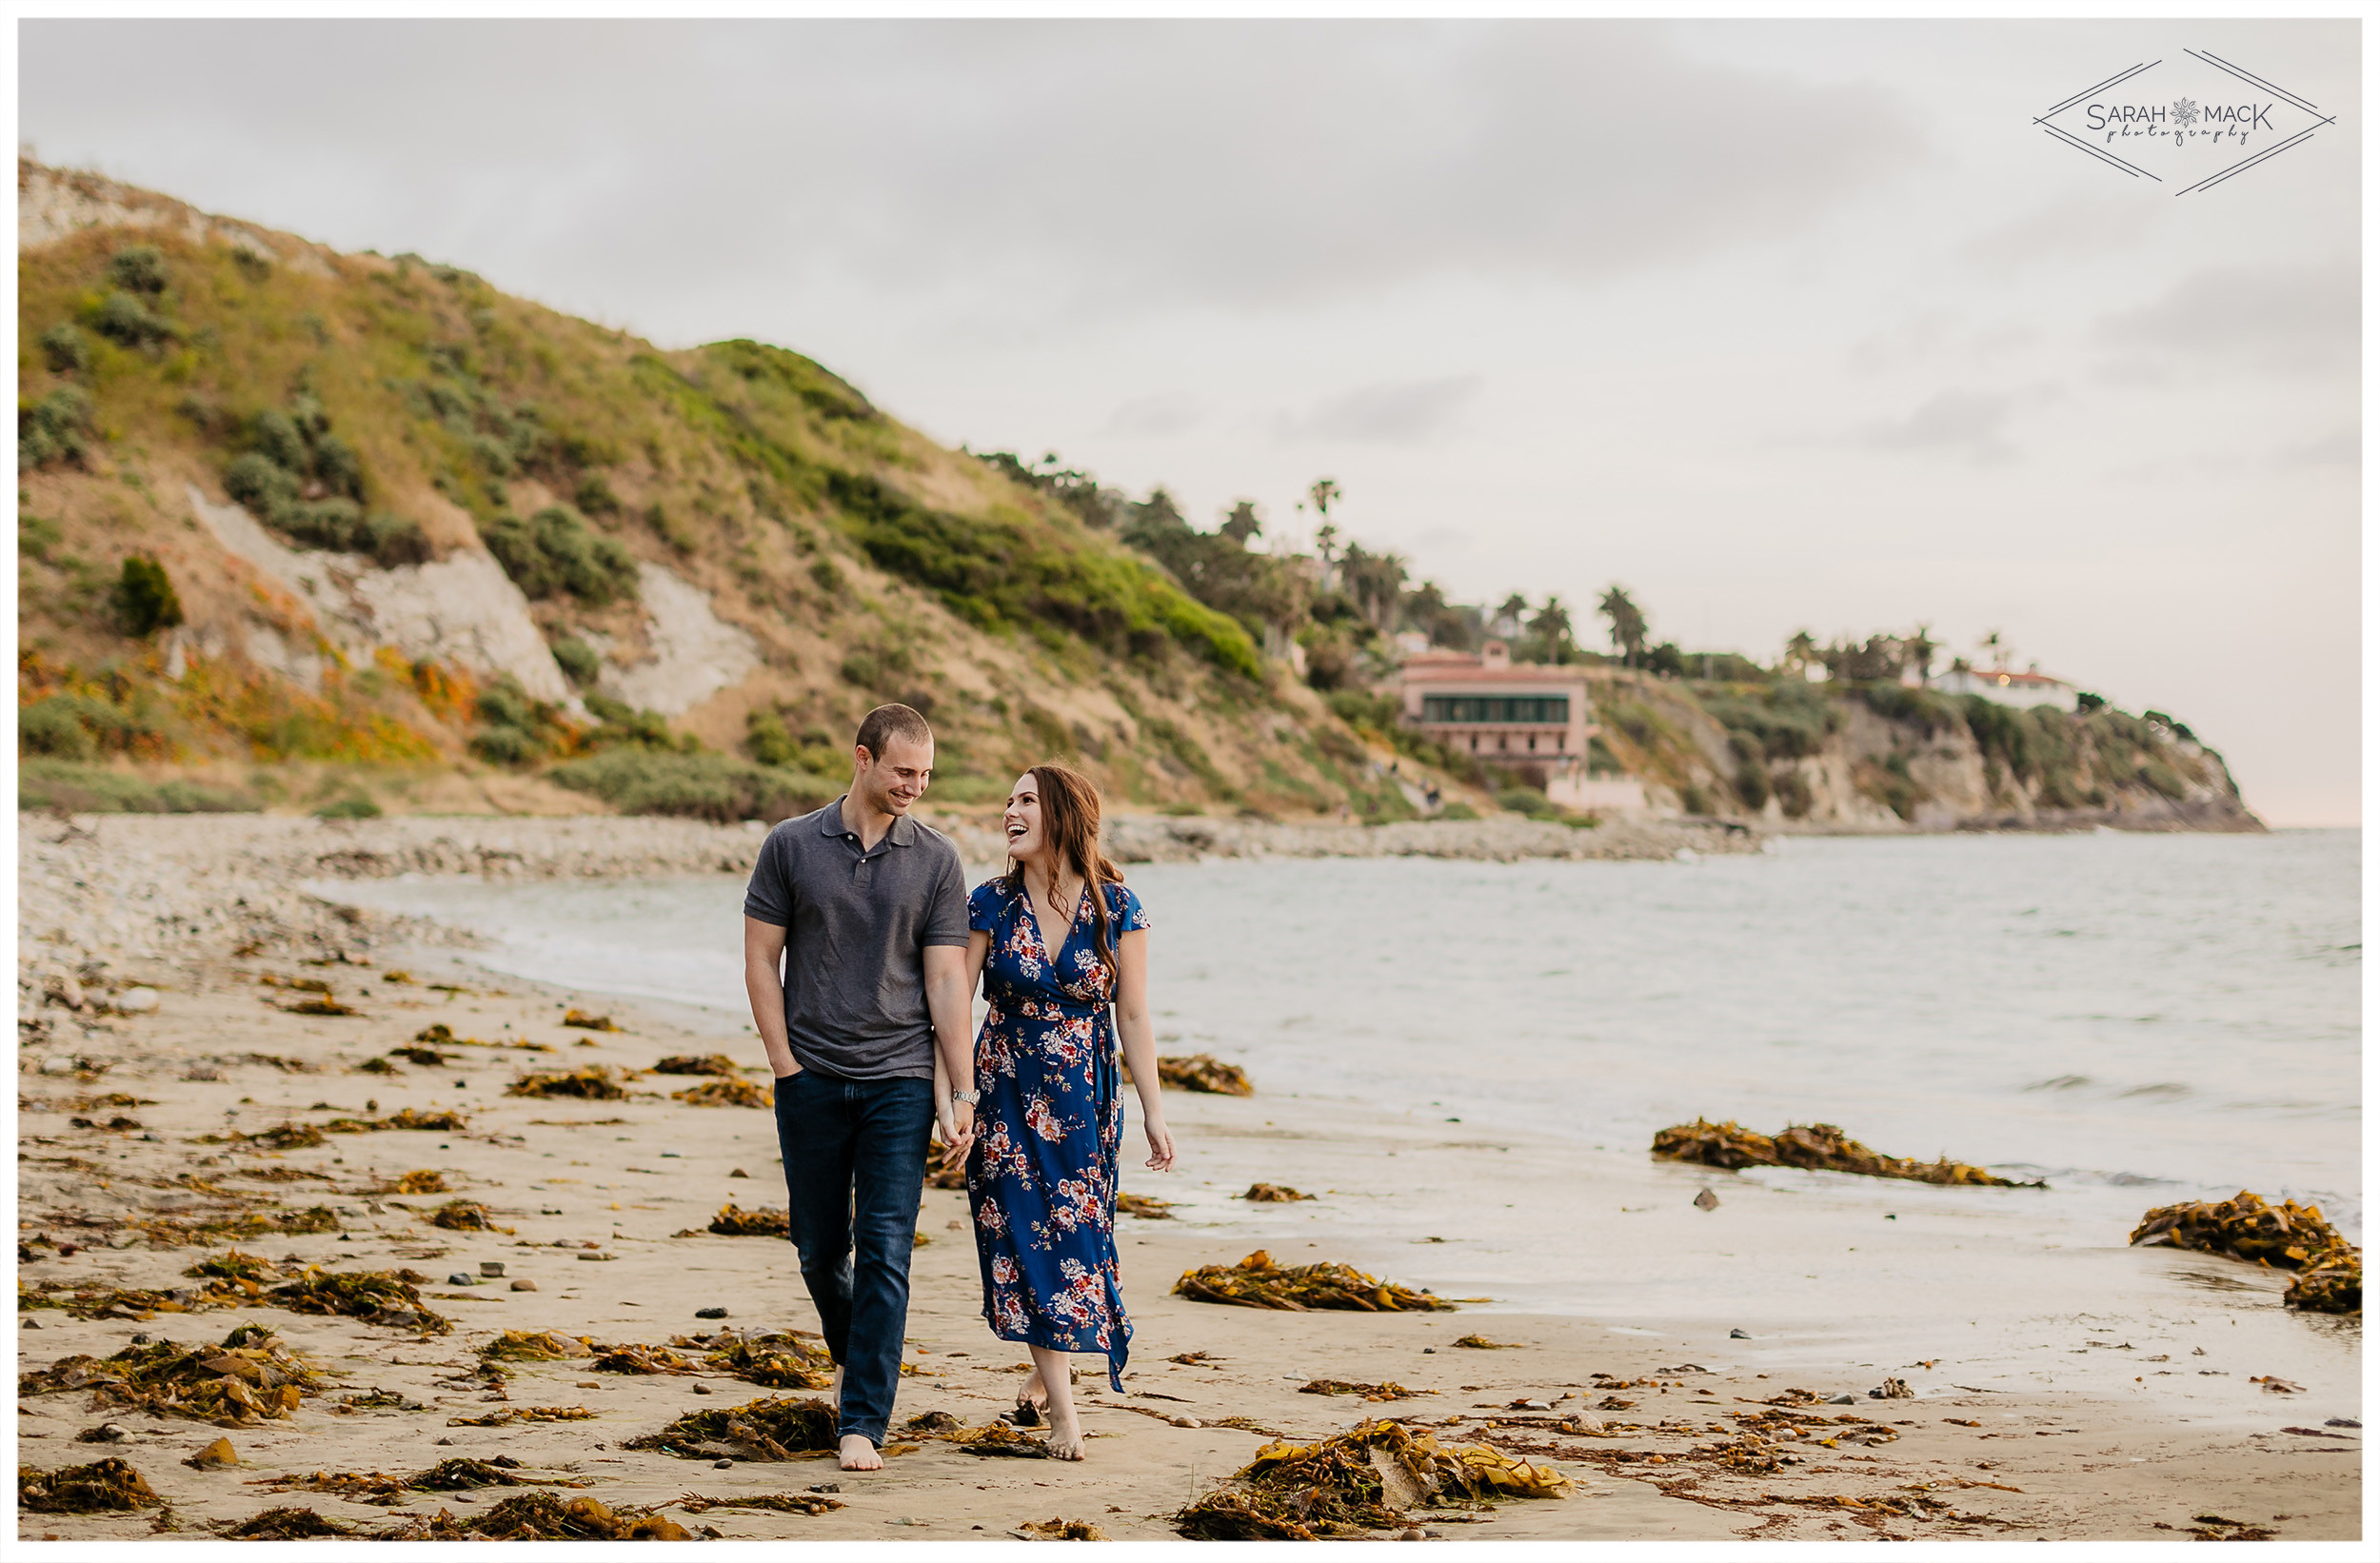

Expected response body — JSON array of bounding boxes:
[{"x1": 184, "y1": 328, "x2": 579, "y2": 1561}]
[{"x1": 743, "y1": 703, "x2": 978, "y2": 1471}]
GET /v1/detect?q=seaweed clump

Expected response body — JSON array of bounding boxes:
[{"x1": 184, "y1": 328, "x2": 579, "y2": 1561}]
[
  {"x1": 675, "y1": 1490, "x2": 843, "y2": 1515},
  {"x1": 20, "y1": 1456, "x2": 166, "y2": 1512},
  {"x1": 653, "y1": 1053, "x2": 743, "y2": 1076},
  {"x1": 1298, "y1": 1379, "x2": 1423, "y2": 1401},
  {"x1": 217, "y1": 1505, "x2": 357, "y2": 1538},
  {"x1": 266, "y1": 1267, "x2": 451, "y2": 1335},
  {"x1": 690, "y1": 1332, "x2": 834, "y2": 1390},
  {"x1": 426, "y1": 1199, "x2": 512, "y2": 1233},
  {"x1": 1241, "y1": 1183, "x2": 1313, "y2": 1202},
  {"x1": 1157, "y1": 1054, "x2": 1254, "y2": 1096},
  {"x1": 709, "y1": 1201, "x2": 790, "y2": 1237},
  {"x1": 471, "y1": 1493, "x2": 690, "y2": 1540},
  {"x1": 19, "y1": 1325, "x2": 326, "y2": 1423},
  {"x1": 479, "y1": 1330, "x2": 593, "y2": 1363},
  {"x1": 1116, "y1": 1192, "x2": 1173, "y2": 1218},
  {"x1": 625, "y1": 1395, "x2": 840, "y2": 1461},
  {"x1": 1175, "y1": 1250, "x2": 1457, "y2": 1313},
  {"x1": 1651, "y1": 1119, "x2": 2041, "y2": 1188},
  {"x1": 1019, "y1": 1516, "x2": 1110, "y2": 1539},
  {"x1": 672, "y1": 1077, "x2": 772, "y2": 1109},
  {"x1": 1174, "y1": 1418, "x2": 1569, "y2": 1538},
  {"x1": 507, "y1": 1066, "x2": 628, "y2": 1100},
  {"x1": 2131, "y1": 1191, "x2": 2362, "y2": 1314},
  {"x1": 589, "y1": 1342, "x2": 704, "y2": 1375}
]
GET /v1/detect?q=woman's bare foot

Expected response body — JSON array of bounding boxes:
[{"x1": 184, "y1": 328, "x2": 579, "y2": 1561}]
[
  {"x1": 838, "y1": 1434, "x2": 883, "y2": 1472},
  {"x1": 1044, "y1": 1410, "x2": 1085, "y2": 1461}
]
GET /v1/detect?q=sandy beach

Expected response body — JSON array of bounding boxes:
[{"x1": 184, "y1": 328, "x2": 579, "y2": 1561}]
[{"x1": 15, "y1": 816, "x2": 2362, "y2": 1543}]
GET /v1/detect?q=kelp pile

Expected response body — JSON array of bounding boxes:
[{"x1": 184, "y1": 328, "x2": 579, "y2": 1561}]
[
  {"x1": 654, "y1": 1053, "x2": 743, "y2": 1077},
  {"x1": 625, "y1": 1395, "x2": 841, "y2": 1461},
  {"x1": 416, "y1": 1022, "x2": 552, "y2": 1054},
  {"x1": 563, "y1": 1010, "x2": 624, "y2": 1031},
  {"x1": 1157, "y1": 1054, "x2": 1254, "y2": 1096},
  {"x1": 1174, "y1": 1419, "x2": 1569, "y2": 1538},
  {"x1": 217, "y1": 1506, "x2": 360, "y2": 1538},
  {"x1": 1019, "y1": 1516, "x2": 1109, "y2": 1538},
  {"x1": 590, "y1": 1342, "x2": 704, "y2": 1375},
  {"x1": 1453, "y1": 1335, "x2": 1522, "y2": 1350},
  {"x1": 1299, "y1": 1379, "x2": 1423, "y2": 1401},
  {"x1": 19, "y1": 1324, "x2": 326, "y2": 1424},
  {"x1": 1651, "y1": 1119, "x2": 2040, "y2": 1188},
  {"x1": 1116, "y1": 1192, "x2": 1173, "y2": 1218},
  {"x1": 426, "y1": 1199, "x2": 511, "y2": 1233},
  {"x1": 2130, "y1": 1191, "x2": 2362, "y2": 1314},
  {"x1": 20, "y1": 1456, "x2": 166, "y2": 1513},
  {"x1": 266, "y1": 1266, "x2": 451, "y2": 1334},
  {"x1": 459, "y1": 1494, "x2": 691, "y2": 1540},
  {"x1": 445, "y1": 1406, "x2": 598, "y2": 1427},
  {"x1": 672, "y1": 1077, "x2": 772, "y2": 1109},
  {"x1": 1241, "y1": 1183, "x2": 1313, "y2": 1202},
  {"x1": 19, "y1": 1276, "x2": 248, "y2": 1320},
  {"x1": 709, "y1": 1201, "x2": 790, "y2": 1237},
  {"x1": 1175, "y1": 1250, "x2": 1458, "y2": 1313},
  {"x1": 675, "y1": 1491, "x2": 844, "y2": 1515},
  {"x1": 686, "y1": 1331, "x2": 835, "y2": 1390},
  {"x1": 479, "y1": 1329, "x2": 593, "y2": 1363},
  {"x1": 389, "y1": 1169, "x2": 447, "y2": 1194},
  {"x1": 507, "y1": 1066, "x2": 628, "y2": 1100},
  {"x1": 255, "y1": 1455, "x2": 588, "y2": 1506}
]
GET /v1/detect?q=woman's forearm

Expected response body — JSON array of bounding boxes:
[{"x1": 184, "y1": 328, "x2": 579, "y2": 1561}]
[{"x1": 1117, "y1": 1007, "x2": 1164, "y2": 1120}]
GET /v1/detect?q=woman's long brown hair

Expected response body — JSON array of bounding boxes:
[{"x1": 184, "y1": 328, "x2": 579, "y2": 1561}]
[{"x1": 1005, "y1": 763, "x2": 1125, "y2": 990}]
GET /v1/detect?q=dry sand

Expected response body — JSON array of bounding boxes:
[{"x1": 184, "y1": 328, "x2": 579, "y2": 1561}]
[{"x1": 13, "y1": 816, "x2": 2361, "y2": 1543}]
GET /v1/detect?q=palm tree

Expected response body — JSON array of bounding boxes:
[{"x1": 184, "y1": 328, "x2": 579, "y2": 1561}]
[
  {"x1": 1907, "y1": 624, "x2": 1938, "y2": 684},
  {"x1": 1533, "y1": 595, "x2": 1577, "y2": 663},
  {"x1": 1220, "y1": 500, "x2": 1262, "y2": 547},
  {"x1": 1783, "y1": 629, "x2": 1819, "y2": 674},
  {"x1": 1598, "y1": 585, "x2": 1649, "y2": 668}
]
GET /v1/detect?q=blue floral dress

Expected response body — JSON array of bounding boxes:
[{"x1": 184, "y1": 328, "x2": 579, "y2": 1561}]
[{"x1": 964, "y1": 876, "x2": 1150, "y2": 1391}]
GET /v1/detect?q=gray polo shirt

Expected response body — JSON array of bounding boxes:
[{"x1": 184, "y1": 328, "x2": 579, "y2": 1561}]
[{"x1": 743, "y1": 798, "x2": 971, "y2": 1080}]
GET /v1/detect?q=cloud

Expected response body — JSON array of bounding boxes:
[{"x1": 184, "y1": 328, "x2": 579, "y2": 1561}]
[
  {"x1": 1103, "y1": 393, "x2": 1204, "y2": 438},
  {"x1": 1280, "y1": 375, "x2": 1482, "y2": 444},
  {"x1": 2092, "y1": 257, "x2": 2358, "y2": 377},
  {"x1": 1859, "y1": 389, "x2": 2024, "y2": 465},
  {"x1": 2268, "y1": 425, "x2": 2360, "y2": 469},
  {"x1": 1959, "y1": 193, "x2": 2160, "y2": 277},
  {"x1": 18, "y1": 18, "x2": 1926, "y2": 325}
]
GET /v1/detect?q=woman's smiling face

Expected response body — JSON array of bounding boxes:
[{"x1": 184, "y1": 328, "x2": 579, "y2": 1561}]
[{"x1": 1003, "y1": 773, "x2": 1044, "y2": 861}]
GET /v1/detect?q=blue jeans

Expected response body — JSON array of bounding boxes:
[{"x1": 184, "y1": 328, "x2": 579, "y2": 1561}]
[{"x1": 773, "y1": 1068, "x2": 935, "y2": 1447}]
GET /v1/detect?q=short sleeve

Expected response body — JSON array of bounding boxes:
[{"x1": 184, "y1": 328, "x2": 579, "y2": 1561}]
[
  {"x1": 742, "y1": 830, "x2": 793, "y2": 927},
  {"x1": 1108, "y1": 881, "x2": 1151, "y2": 934},
  {"x1": 921, "y1": 850, "x2": 971, "y2": 948},
  {"x1": 967, "y1": 879, "x2": 1002, "y2": 935}
]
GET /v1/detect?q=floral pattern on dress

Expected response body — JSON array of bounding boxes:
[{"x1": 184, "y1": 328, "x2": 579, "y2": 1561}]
[{"x1": 963, "y1": 875, "x2": 1150, "y2": 1392}]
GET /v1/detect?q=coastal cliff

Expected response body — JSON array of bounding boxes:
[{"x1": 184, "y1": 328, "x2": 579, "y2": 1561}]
[{"x1": 1577, "y1": 670, "x2": 2261, "y2": 833}]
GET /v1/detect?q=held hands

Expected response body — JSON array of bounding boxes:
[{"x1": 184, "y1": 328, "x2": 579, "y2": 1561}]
[
  {"x1": 937, "y1": 1100, "x2": 976, "y2": 1174},
  {"x1": 1142, "y1": 1118, "x2": 1177, "y2": 1173}
]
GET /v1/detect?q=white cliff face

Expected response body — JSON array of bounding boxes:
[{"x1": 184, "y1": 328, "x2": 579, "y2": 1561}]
[
  {"x1": 185, "y1": 484, "x2": 573, "y2": 703},
  {"x1": 595, "y1": 563, "x2": 761, "y2": 718}
]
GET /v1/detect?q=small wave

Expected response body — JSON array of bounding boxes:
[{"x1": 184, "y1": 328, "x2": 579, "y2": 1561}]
[
  {"x1": 2023, "y1": 1074, "x2": 2093, "y2": 1092},
  {"x1": 2116, "y1": 1082, "x2": 2192, "y2": 1101}
]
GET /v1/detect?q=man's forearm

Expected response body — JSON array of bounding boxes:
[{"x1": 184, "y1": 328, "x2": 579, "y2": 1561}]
[
  {"x1": 926, "y1": 977, "x2": 974, "y2": 1093},
  {"x1": 745, "y1": 965, "x2": 799, "y2": 1076}
]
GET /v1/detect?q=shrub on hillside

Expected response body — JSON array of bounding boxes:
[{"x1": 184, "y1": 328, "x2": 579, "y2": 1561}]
[
  {"x1": 480, "y1": 506, "x2": 638, "y2": 604},
  {"x1": 573, "y1": 473, "x2": 621, "y2": 516},
  {"x1": 220, "y1": 405, "x2": 429, "y2": 566},
  {"x1": 549, "y1": 637, "x2": 601, "y2": 687},
  {"x1": 110, "y1": 555, "x2": 186, "y2": 638},
  {"x1": 18, "y1": 388, "x2": 96, "y2": 472},
  {"x1": 16, "y1": 692, "x2": 169, "y2": 760},
  {"x1": 18, "y1": 760, "x2": 254, "y2": 815},
  {"x1": 470, "y1": 677, "x2": 573, "y2": 765},
  {"x1": 89, "y1": 289, "x2": 177, "y2": 348},
  {"x1": 39, "y1": 323, "x2": 89, "y2": 376},
  {"x1": 546, "y1": 748, "x2": 834, "y2": 824},
  {"x1": 108, "y1": 245, "x2": 169, "y2": 295}
]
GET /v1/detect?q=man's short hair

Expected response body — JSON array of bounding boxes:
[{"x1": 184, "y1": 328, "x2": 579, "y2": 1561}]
[{"x1": 855, "y1": 703, "x2": 933, "y2": 762}]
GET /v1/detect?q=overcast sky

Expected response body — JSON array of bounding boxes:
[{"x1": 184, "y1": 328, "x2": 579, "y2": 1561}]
[{"x1": 20, "y1": 18, "x2": 2361, "y2": 824}]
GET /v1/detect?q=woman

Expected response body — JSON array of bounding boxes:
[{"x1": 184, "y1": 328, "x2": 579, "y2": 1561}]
[{"x1": 953, "y1": 763, "x2": 1175, "y2": 1460}]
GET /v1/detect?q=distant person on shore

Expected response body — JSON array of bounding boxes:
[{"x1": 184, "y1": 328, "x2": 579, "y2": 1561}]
[
  {"x1": 952, "y1": 763, "x2": 1175, "y2": 1460},
  {"x1": 742, "y1": 703, "x2": 977, "y2": 1472}
]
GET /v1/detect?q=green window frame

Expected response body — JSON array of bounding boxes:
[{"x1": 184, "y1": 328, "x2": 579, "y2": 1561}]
[{"x1": 1419, "y1": 695, "x2": 1570, "y2": 724}]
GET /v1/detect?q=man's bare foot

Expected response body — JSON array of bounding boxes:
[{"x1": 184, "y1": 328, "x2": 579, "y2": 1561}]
[
  {"x1": 1044, "y1": 1412, "x2": 1085, "y2": 1461},
  {"x1": 838, "y1": 1434, "x2": 883, "y2": 1472}
]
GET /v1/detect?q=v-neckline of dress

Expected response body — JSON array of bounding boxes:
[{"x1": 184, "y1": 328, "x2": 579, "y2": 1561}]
[{"x1": 1025, "y1": 880, "x2": 1083, "y2": 967}]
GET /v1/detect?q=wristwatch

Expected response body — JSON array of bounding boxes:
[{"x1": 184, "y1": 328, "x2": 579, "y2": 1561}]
[{"x1": 949, "y1": 1088, "x2": 981, "y2": 1106}]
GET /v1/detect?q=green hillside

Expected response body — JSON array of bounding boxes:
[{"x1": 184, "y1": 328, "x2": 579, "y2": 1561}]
[{"x1": 15, "y1": 161, "x2": 1421, "y2": 822}]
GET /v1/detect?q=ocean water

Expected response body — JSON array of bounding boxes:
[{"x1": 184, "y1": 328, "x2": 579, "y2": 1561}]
[{"x1": 320, "y1": 828, "x2": 2361, "y2": 1242}]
